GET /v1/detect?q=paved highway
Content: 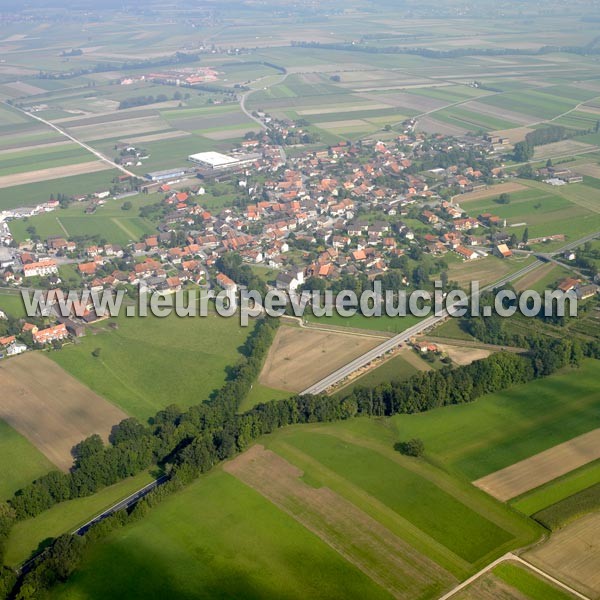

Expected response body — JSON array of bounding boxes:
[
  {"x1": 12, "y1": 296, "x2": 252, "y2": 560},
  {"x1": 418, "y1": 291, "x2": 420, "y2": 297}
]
[
  {"x1": 301, "y1": 232, "x2": 599, "y2": 395},
  {"x1": 19, "y1": 475, "x2": 168, "y2": 574}
]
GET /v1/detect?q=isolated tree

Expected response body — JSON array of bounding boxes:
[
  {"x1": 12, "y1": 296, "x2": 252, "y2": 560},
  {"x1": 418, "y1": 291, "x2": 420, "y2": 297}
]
[
  {"x1": 522, "y1": 227, "x2": 529, "y2": 245},
  {"x1": 395, "y1": 438, "x2": 425, "y2": 457}
]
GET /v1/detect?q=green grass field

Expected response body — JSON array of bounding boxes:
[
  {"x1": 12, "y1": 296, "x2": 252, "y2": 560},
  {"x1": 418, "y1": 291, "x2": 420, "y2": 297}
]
[
  {"x1": 461, "y1": 180, "x2": 600, "y2": 242},
  {"x1": 492, "y1": 562, "x2": 576, "y2": 600},
  {"x1": 0, "y1": 290, "x2": 29, "y2": 318},
  {"x1": 0, "y1": 420, "x2": 54, "y2": 502},
  {"x1": 238, "y1": 383, "x2": 290, "y2": 413},
  {"x1": 52, "y1": 469, "x2": 394, "y2": 600},
  {"x1": 0, "y1": 143, "x2": 91, "y2": 177},
  {"x1": 332, "y1": 359, "x2": 600, "y2": 481},
  {"x1": 336, "y1": 353, "x2": 420, "y2": 396},
  {"x1": 269, "y1": 430, "x2": 515, "y2": 565},
  {"x1": 0, "y1": 170, "x2": 121, "y2": 210},
  {"x1": 512, "y1": 460, "x2": 600, "y2": 516},
  {"x1": 306, "y1": 310, "x2": 421, "y2": 334},
  {"x1": 532, "y1": 481, "x2": 600, "y2": 530},
  {"x1": 51, "y1": 312, "x2": 255, "y2": 421},
  {"x1": 9, "y1": 194, "x2": 157, "y2": 246}
]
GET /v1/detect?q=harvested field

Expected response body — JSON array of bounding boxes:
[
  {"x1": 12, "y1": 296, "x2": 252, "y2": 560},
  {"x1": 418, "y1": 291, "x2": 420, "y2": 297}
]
[
  {"x1": 121, "y1": 130, "x2": 191, "y2": 144},
  {"x1": 0, "y1": 353, "x2": 128, "y2": 470},
  {"x1": 533, "y1": 140, "x2": 597, "y2": 159},
  {"x1": 4, "y1": 81, "x2": 46, "y2": 95},
  {"x1": 259, "y1": 325, "x2": 381, "y2": 392},
  {"x1": 513, "y1": 262, "x2": 555, "y2": 292},
  {"x1": 573, "y1": 162, "x2": 600, "y2": 179},
  {"x1": 473, "y1": 428, "x2": 600, "y2": 502},
  {"x1": 448, "y1": 257, "x2": 513, "y2": 288},
  {"x1": 578, "y1": 105, "x2": 600, "y2": 116},
  {"x1": 298, "y1": 103, "x2": 392, "y2": 115},
  {"x1": 463, "y1": 101, "x2": 533, "y2": 126},
  {"x1": 203, "y1": 127, "x2": 261, "y2": 140},
  {"x1": 317, "y1": 118, "x2": 370, "y2": 130},
  {"x1": 67, "y1": 116, "x2": 169, "y2": 142},
  {"x1": 416, "y1": 116, "x2": 467, "y2": 136},
  {"x1": 435, "y1": 344, "x2": 492, "y2": 366},
  {"x1": 488, "y1": 127, "x2": 534, "y2": 144},
  {"x1": 524, "y1": 512, "x2": 600, "y2": 599},
  {"x1": 454, "y1": 182, "x2": 527, "y2": 204},
  {"x1": 0, "y1": 160, "x2": 111, "y2": 189},
  {"x1": 224, "y1": 445, "x2": 455, "y2": 600}
]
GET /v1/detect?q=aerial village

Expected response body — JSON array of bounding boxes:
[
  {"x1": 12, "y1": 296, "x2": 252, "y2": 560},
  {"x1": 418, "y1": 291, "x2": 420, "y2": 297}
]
[{"x1": 0, "y1": 118, "x2": 596, "y2": 357}]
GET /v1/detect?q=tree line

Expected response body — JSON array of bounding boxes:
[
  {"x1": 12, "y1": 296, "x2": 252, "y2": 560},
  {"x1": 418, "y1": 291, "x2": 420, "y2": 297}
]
[{"x1": 2, "y1": 319, "x2": 598, "y2": 597}]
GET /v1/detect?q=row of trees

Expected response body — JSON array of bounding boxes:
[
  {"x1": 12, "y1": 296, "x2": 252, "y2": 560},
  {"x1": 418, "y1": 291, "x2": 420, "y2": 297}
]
[
  {"x1": 291, "y1": 41, "x2": 600, "y2": 59},
  {"x1": 513, "y1": 124, "x2": 593, "y2": 162},
  {"x1": 3, "y1": 314, "x2": 598, "y2": 597}
]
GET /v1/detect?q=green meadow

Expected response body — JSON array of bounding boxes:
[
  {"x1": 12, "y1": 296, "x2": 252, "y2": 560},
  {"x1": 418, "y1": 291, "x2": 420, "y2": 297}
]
[
  {"x1": 492, "y1": 562, "x2": 576, "y2": 600},
  {"x1": 0, "y1": 170, "x2": 121, "y2": 210},
  {"x1": 511, "y1": 460, "x2": 600, "y2": 516},
  {"x1": 0, "y1": 420, "x2": 54, "y2": 502},
  {"x1": 52, "y1": 469, "x2": 394, "y2": 600},
  {"x1": 51, "y1": 312, "x2": 256, "y2": 421},
  {"x1": 9, "y1": 193, "x2": 157, "y2": 246}
]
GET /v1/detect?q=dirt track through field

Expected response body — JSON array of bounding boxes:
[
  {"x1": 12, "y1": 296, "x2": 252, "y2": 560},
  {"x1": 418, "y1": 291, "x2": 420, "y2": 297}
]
[
  {"x1": 473, "y1": 428, "x2": 600, "y2": 501},
  {"x1": 0, "y1": 161, "x2": 111, "y2": 189},
  {"x1": 225, "y1": 445, "x2": 454, "y2": 600},
  {"x1": 259, "y1": 325, "x2": 381, "y2": 392},
  {"x1": 0, "y1": 353, "x2": 127, "y2": 470},
  {"x1": 525, "y1": 512, "x2": 600, "y2": 599}
]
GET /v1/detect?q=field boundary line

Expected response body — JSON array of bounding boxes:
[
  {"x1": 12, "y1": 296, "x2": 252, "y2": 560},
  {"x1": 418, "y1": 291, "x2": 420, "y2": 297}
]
[
  {"x1": 3, "y1": 101, "x2": 137, "y2": 178},
  {"x1": 511, "y1": 555, "x2": 591, "y2": 600},
  {"x1": 437, "y1": 552, "x2": 592, "y2": 600},
  {"x1": 56, "y1": 217, "x2": 69, "y2": 237}
]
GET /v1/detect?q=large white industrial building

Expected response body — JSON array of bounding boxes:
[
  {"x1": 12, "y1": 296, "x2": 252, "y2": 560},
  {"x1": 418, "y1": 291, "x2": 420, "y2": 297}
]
[{"x1": 188, "y1": 151, "x2": 257, "y2": 171}]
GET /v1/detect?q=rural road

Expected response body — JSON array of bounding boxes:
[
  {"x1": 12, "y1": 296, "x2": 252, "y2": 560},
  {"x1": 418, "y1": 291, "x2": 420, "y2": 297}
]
[
  {"x1": 18, "y1": 475, "x2": 168, "y2": 574},
  {"x1": 5, "y1": 101, "x2": 139, "y2": 179},
  {"x1": 301, "y1": 231, "x2": 599, "y2": 395},
  {"x1": 437, "y1": 552, "x2": 591, "y2": 600},
  {"x1": 73, "y1": 475, "x2": 169, "y2": 535}
]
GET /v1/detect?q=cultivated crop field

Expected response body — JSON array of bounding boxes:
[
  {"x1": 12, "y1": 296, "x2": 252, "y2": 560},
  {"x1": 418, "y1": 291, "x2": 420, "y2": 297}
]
[
  {"x1": 512, "y1": 460, "x2": 600, "y2": 517},
  {"x1": 454, "y1": 561, "x2": 578, "y2": 600},
  {"x1": 258, "y1": 325, "x2": 381, "y2": 392},
  {"x1": 473, "y1": 428, "x2": 600, "y2": 502},
  {"x1": 0, "y1": 352, "x2": 128, "y2": 470},
  {"x1": 524, "y1": 513, "x2": 600, "y2": 599},
  {"x1": 458, "y1": 180, "x2": 600, "y2": 242},
  {"x1": 225, "y1": 445, "x2": 456, "y2": 600},
  {"x1": 0, "y1": 169, "x2": 121, "y2": 210}
]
